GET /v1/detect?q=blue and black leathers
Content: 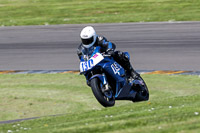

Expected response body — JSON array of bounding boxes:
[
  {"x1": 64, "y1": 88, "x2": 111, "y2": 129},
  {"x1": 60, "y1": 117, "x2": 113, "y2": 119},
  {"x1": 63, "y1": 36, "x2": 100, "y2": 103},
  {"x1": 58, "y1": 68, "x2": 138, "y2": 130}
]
[{"x1": 77, "y1": 36, "x2": 115, "y2": 59}]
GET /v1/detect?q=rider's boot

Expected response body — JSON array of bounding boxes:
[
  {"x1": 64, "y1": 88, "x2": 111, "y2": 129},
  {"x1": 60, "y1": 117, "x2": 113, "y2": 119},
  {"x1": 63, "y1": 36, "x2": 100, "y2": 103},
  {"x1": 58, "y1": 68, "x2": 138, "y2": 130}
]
[{"x1": 126, "y1": 64, "x2": 140, "y2": 80}]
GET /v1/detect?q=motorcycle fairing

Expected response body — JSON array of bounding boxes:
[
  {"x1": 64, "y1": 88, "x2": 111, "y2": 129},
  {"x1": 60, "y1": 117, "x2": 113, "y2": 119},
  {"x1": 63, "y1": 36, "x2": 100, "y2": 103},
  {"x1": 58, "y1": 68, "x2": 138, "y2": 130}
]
[{"x1": 115, "y1": 83, "x2": 137, "y2": 100}]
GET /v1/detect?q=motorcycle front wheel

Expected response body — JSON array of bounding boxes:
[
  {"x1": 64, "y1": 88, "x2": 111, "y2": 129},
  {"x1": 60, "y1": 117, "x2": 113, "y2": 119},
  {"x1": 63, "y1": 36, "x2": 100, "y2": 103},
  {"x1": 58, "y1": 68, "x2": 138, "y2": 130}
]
[{"x1": 90, "y1": 78, "x2": 115, "y2": 107}]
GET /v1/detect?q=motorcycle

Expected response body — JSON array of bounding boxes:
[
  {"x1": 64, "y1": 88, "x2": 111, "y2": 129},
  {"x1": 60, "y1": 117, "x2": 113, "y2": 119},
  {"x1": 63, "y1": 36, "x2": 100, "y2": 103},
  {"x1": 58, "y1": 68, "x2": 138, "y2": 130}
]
[{"x1": 79, "y1": 46, "x2": 149, "y2": 107}]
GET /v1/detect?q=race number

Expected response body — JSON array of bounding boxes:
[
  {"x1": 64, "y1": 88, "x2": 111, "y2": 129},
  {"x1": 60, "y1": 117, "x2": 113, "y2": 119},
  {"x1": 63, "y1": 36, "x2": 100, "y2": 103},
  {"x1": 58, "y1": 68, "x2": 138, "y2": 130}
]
[
  {"x1": 80, "y1": 53, "x2": 104, "y2": 72},
  {"x1": 111, "y1": 62, "x2": 121, "y2": 75}
]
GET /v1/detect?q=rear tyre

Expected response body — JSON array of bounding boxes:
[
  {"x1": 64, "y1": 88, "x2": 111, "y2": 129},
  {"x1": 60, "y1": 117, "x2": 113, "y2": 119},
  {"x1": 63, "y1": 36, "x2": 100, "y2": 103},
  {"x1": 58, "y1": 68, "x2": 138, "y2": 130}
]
[
  {"x1": 133, "y1": 75, "x2": 149, "y2": 102},
  {"x1": 90, "y1": 78, "x2": 115, "y2": 107}
]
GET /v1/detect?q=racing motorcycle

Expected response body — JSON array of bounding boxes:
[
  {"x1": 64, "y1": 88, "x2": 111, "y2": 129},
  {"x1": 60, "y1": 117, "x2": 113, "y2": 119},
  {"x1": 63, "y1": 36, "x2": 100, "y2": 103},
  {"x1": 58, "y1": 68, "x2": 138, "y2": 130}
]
[{"x1": 79, "y1": 46, "x2": 149, "y2": 107}]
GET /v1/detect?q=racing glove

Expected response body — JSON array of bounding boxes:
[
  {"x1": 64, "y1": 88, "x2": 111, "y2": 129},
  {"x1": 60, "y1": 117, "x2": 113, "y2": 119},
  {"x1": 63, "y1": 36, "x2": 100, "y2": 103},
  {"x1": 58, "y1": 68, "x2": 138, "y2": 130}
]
[{"x1": 106, "y1": 49, "x2": 115, "y2": 56}]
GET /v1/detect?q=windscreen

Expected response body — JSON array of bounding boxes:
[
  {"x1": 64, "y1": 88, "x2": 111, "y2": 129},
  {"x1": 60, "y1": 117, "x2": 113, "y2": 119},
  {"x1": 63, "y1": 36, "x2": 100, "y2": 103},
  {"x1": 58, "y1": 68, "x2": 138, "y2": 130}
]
[{"x1": 81, "y1": 46, "x2": 95, "y2": 60}]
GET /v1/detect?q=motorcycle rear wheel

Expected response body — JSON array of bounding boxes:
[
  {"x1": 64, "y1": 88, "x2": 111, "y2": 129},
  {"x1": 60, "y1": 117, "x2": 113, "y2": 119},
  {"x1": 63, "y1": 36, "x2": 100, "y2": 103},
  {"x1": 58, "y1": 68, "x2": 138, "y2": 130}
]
[
  {"x1": 90, "y1": 78, "x2": 115, "y2": 107},
  {"x1": 133, "y1": 75, "x2": 149, "y2": 102}
]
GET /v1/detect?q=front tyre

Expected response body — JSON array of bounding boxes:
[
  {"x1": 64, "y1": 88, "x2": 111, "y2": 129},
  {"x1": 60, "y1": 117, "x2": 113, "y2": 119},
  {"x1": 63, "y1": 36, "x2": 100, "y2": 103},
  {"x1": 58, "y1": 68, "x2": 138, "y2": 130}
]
[{"x1": 90, "y1": 78, "x2": 115, "y2": 107}]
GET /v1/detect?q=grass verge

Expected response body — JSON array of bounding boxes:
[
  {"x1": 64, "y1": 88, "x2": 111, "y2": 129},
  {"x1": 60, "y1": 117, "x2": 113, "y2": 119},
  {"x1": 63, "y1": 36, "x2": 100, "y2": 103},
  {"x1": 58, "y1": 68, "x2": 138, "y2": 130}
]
[
  {"x1": 0, "y1": 74, "x2": 200, "y2": 132},
  {"x1": 0, "y1": 0, "x2": 200, "y2": 26}
]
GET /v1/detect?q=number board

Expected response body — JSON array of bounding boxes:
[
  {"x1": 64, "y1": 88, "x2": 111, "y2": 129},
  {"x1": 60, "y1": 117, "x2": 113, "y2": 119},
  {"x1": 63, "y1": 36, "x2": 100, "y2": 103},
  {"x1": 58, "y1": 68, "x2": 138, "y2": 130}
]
[{"x1": 80, "y1": 53, "x2": 104, "y2": 72}]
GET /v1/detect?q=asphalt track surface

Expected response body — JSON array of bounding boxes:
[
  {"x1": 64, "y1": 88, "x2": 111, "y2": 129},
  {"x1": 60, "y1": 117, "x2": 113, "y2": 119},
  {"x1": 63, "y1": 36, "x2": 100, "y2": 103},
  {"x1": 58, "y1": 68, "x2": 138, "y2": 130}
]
[{"x1": 0, "y1": 21, "x2": 200, "y2": 71}]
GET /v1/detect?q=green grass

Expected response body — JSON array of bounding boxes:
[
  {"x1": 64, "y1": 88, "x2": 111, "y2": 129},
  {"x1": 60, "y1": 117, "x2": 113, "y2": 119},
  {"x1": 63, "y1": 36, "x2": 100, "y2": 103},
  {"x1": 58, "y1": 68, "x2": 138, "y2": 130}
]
[
  {"x1": 0, "y1": 0, "x2": 200, "y2": 26},
  {"x1": 0, "y1": 74, "x2": 104, "y2": 121},
  {"x1": 0, "y1": 74, "x2": 200, "y2": 132}
]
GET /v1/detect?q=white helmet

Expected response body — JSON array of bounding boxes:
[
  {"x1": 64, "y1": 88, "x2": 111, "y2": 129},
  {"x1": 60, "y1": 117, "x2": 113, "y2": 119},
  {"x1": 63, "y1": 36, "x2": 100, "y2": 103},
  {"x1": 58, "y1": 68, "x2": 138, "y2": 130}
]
[{"x1": 80, "y1": 26, "x2": 97, "y2": 48}]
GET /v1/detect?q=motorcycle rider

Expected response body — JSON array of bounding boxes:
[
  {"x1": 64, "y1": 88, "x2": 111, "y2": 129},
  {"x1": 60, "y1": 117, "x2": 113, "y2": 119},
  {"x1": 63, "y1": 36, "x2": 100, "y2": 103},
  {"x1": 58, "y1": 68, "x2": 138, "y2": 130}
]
[{"x1": 77, "y1": 26, "x2": 139, "y2": 79}]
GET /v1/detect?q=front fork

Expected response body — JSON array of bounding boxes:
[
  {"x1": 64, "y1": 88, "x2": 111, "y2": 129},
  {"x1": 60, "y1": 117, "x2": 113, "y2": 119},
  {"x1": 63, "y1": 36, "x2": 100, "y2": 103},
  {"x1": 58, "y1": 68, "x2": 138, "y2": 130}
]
[
  {"x1": 88, "y1": 73, "x2": 109, "y2": 92},
  {"x1": 102, "y1": 73, "x2": 109, "y2": 91}
]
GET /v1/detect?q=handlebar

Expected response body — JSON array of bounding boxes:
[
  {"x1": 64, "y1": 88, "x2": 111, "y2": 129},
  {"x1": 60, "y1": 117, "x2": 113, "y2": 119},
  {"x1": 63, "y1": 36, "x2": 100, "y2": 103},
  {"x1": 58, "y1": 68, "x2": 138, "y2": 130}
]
[
  {"x1": 101, "y1": 52, "x2": 111, "y2": 57},
  {"x1": 103, "y1": 54, "x2": 111, "y2": 57}
]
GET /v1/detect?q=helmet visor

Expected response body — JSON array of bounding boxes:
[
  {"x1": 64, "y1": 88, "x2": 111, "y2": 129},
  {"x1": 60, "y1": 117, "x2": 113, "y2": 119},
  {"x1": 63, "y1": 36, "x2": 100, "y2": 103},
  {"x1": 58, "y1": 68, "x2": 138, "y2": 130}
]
[{"x1": 81, "y1": 36, "x2": 94, "y2": 45}]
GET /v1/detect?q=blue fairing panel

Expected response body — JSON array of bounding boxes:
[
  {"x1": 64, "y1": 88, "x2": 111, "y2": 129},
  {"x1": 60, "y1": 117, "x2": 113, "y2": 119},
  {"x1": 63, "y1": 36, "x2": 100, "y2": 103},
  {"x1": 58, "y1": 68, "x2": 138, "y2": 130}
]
[{"x1": 99, "y1": 60, "x2": 125, "y2": 83}]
